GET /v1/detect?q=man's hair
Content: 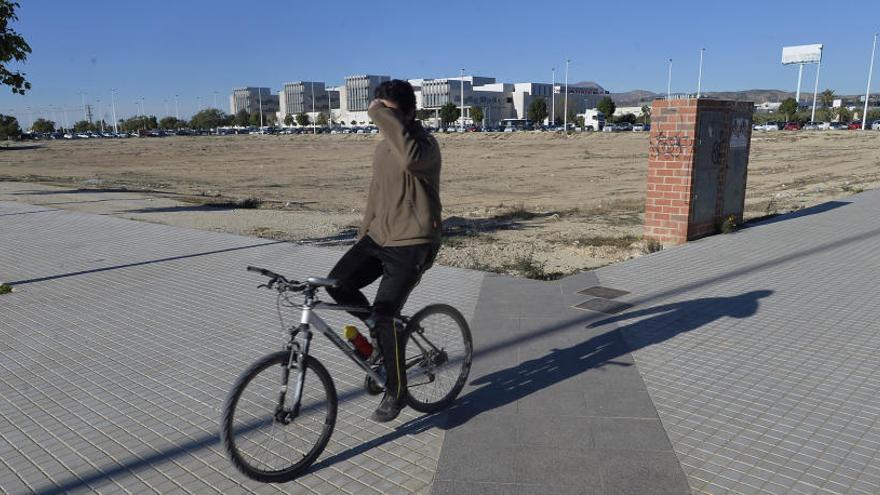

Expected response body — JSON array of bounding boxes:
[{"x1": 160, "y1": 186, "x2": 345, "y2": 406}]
[{"x1": 374, "y1": 79, "x2": 417, "y2": 121}]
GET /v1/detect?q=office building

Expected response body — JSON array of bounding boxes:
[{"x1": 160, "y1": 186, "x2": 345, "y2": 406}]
[{"x1": 229, "y1": 87, "x2": 279, "y2": 120}]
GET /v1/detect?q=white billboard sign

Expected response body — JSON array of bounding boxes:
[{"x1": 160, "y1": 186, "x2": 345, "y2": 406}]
[{"x1": 782, "y1": 44, "x2": 823, "y2": 65}]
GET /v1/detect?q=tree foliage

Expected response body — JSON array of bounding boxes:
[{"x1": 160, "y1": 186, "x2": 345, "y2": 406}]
[
  {"x1": 283, "y1": 113, "x2": 294, "y2": 126},
  {"x1": 32, "y1": 118, "x2": 55, "y2": 133},
  {"x1": 0, "y1": 2, "x2": 30, "y2": 95},
  {"x1": 296, "y1": 112, "x2": 310, "y2": 127},
  {"x1": 470, "y1": 106, "x2": 484, "y2": 127},
  {"x1": 820, "y1": 89, "x2": 835, "y2": 108},
  {"x1": 836, "y1": 107, "x2": 853, "y2": 122},
  {"x1": 527, "y1": 98, "x2": 547, "y2": 124},
  {"x1": 779, "y1": 98, "x2": 798, "y2": 121},
  {"x1": 439, "y1": 102, "x2": 459, "y2": 127},
  {"x1": 73, "y1": 120, "x2": 92, "y2": 132},
  {"x1": 248, "y1": 111, "x2": 261, "y2": 126},
  {"x1": 641, "y1": 104, "x2": 651, "y2": 124},
  {"x1": 0, "y1": 113, "x2": 20, "y2": 139},
  {"x1": 234, "y1": 109, "x2": 249, "y2": 127},
  {"x1": 316, "y1": 113, "x2": 328, "y2": 126},
  {"x1": 415, "y1": 109, "x2": 432, "y2": 121},
  {"x1": 190, "y1": 109, "x2": 225, "y2": 129},
  {"x1": 159, "y1": 116, "x2": 182, "y2": 129},
  {"x1": 597, "y1": 97, "x2": 616, "y2": 119}
]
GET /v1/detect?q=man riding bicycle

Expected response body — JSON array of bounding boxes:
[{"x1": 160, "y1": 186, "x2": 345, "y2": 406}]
[{"x1": 326, "y1": 79, "x2": 442, "y2": 422}]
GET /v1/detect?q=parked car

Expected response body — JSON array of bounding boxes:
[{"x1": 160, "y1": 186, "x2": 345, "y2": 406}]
[
  {"x1": 615, "y1": 122, "x2": 633, "y2": 132},
  {"x1": 783, "y1": 122, "x2": 801, "y2": 131},
  {"x1": 872, "y1": 120, "x2": 880, "y2": 130},
  {"x1": 632, "y1": 124, "x2": 645, "y2": 132},
  {"x1": 830, "y1": 122, "x2": 848, "y2": 130},
  {"x1": 848, "y1": 121, "x2": 863, "y2": 130},
  {"x1": 803, "y1": 121, "x2": 829, "y2": 130},
  {"x1": 602, "y1": 123, "x2": 616, "y2": 132}
]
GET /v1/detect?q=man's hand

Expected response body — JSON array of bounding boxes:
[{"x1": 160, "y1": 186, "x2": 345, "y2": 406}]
[
  {"x1": 369, "y1": 98, "x2": 385, "y2": 112},
  {"x1": 370, "y1": 98, "x2": 399, "y2": 111}
]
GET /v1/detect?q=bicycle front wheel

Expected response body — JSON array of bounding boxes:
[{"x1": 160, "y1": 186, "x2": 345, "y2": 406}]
[
  {"x1": 404, "y1": 304, "x2": 473, "y2": 413},
  {"x1": 220, "y1": 351, "x2": 337, "y2": 483}
]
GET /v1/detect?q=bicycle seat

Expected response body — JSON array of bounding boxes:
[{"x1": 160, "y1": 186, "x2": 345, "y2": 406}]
[{"x1": 306, "y1": 277, "x2": 339, "y2": 289}]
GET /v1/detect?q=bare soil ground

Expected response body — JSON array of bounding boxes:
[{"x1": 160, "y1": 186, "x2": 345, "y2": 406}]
[{"x1": 2, "y1": 131, "x2": 878, "y2": 278}]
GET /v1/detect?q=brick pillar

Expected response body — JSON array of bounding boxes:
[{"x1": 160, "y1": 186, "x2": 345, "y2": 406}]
[
  {"x1": 644, "y1": 98, "x2": 754, "y2": 246},
  {"x1": 644, "y1": 99, "x2": 697, "y2": 245}
]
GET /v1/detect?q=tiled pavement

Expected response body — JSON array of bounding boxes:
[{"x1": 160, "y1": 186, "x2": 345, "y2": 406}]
[{"x1": 3, "y1": 186, "x2": 880, "y2": 494}]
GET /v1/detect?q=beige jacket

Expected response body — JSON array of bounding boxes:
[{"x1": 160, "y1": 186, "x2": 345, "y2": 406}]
[{"x1": 359, "y1": 105, "x2": 442, "y2": 247}]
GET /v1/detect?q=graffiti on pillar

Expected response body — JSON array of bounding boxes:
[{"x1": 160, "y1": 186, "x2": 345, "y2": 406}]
[
  {"x1": 730, "y1": 117, "x2": 750, "y2": 149},
  {"x1": 649, "y1": 131, "x2": 693, "y2": 159},
  {"x1": 711, "y1": 128, "x2": 726, "y2": 165}
]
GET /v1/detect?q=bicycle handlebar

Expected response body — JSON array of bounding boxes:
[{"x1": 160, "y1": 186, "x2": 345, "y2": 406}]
[{"x1": 246, "y1": 265, "x2": 305, "y2": 292}]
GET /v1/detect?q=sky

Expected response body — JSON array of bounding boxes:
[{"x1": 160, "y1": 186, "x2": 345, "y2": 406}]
[{"x1": 2, "y1": 0, "x2": 879, "y2": 126}]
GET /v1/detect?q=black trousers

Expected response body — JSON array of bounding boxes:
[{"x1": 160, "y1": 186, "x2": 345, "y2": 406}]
[{"x1": 326, "y1": 235, "x2": 439, "y2": 401}]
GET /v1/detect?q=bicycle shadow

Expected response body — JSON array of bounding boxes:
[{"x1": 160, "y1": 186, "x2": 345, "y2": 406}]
[{"x1": 312, "y1": 290, "x2": 773, "y2": 470}]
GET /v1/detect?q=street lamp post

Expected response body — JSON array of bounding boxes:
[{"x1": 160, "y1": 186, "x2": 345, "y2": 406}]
[
  {"x1": 863, "y1": 33, "x2": 878, "y2": 130},
  {"x1": 310, "y1": 82, "x2": 316, "y2": 134},
  {"x1": 96, "y1": 98, "x2": 104, "y2": 132},
  {"x1": 258, "y1": 90, "x2": 264, "y2": 128},
  {"x1": 174, "y1": 94, "x2": 180, "y2": 120},
  {"x1": 111, "y1": 89, "x2": 119, "y2": 134},
  {"x1": 80, "y1": 92, "x2": 88, "y2": 122},
  {"x1": 697, "y1": 48, "x2": 705, "y2": 98},
  {"x1": 564, "y1": 59, "x2": 570, "y2": 131},
  {"x1": 460, "y1": 68, "x2": 465, "y2": 131},
  {"x1": 667, "y1": 59, "x2": 673, "y2": 99},
  {"x1": 551, "y1": 68, "x2": 556, "y2": 127}
]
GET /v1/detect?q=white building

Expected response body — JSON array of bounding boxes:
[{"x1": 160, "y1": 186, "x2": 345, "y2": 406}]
[{"x1": 341, "y1": 74, "x2": 390, "y2": 124}]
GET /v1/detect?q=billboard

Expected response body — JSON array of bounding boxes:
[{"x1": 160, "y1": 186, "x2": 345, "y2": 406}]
[{"x1": 782, "y1": 44, "x2": 823, "y2": 65}]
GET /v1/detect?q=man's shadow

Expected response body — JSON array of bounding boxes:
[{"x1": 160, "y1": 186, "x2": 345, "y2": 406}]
[
  {"x1": 312, "y1": 290, "x2": 773, "y2": 471},
  {"x1": 442, "y1": 289, "x2": 773, "y2": 427}
]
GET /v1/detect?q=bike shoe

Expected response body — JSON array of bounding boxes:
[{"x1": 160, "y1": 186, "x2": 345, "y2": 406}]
[{"x1": 371, "y1": 394, "x2": 404, "y2": 422}]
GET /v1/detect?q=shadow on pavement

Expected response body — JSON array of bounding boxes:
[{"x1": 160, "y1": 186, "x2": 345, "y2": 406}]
[
  {"x1": 9, "y1": 241, "x2": 287, "y2": 285},
  {"x1": 742, "y1": 200, "x2": 850, "y2": 229}
]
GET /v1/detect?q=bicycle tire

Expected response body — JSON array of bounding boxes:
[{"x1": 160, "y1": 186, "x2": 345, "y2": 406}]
[
  {"x1": 404, "y1": 304, "x2": 473, "y2": 413},
  {"x1": 221, "y1": 351, "x2": 337, "y2": 483}
]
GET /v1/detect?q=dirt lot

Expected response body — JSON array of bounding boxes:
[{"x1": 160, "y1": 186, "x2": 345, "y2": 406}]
[{"x1": 2, "y1": 131, "x2": 878, "y2": 278}]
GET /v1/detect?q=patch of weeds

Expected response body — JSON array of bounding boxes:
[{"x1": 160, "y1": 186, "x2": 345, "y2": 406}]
[
  {"x1": 572, "y1": 235, "x2": 640, "y2": 249},
  {"x1": 204, "y1": 197, "x2": 262, "y2": 209},
  {"x1": 0, "y1": 283, "x2": 13, "y2": 295},
  {"x1": 500, "y1": 250, "x2": 566, "y2": 280},
  {"x1": 842, "y1": 184, "x2": 865, "y2": 194},
  {"x1": 717, "y1": 214, "x2": 738, "y2": 234},
  {"x1": 643, "y1": 238, "x2": 663, "y2": 254}
]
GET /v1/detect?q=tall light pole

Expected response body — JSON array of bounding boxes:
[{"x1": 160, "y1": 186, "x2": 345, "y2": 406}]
[
  {"x1": 80, "y1": 92, "x2": 88, "y2": 121},
  {"x1": 312, "y1": 81, "x2": 318, "y2": 134},
  {"x1": 213, "y1": 91, "x2": 218, "y2": 110},
  {"x1": 258, "y1": 90, "x2": 264, "y2": 128},
  {"x1": 564, "y1": 59, "x2": 570, "y2": 131},
  {"x1": 811, "y1": 48, "x2": 823, "y2": 122},
  {"x1": 111, "y1": 89, "x2": 119, "y2": 134},
  {"x1": 795, "y1": 64, "x2": 804, "y2": 105},
  {"x1": 667, "y1": 59, "x2": 673, "y2": 99},
  {"x1": 174, "y1": 94, "x2": 180, "y2": 120},
  {"x1": 551, "y1": 68, "x2": 556, "y2": 126},
  {"x1": 697, "y1": 48, "x2": 705, "y2": 98},
  {"x1": 863, "y1": 33, "x2": 877, "y2": 130},
  {"x1": 96, "y1": 98, "x2": 104, "y2": 132},
  {"x1": 460, "y1": 68, "x2": 465, "y2": 131}
]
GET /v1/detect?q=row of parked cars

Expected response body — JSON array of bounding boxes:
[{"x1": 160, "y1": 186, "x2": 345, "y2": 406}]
[{"x1": 754, "y1": 120, "x2": 880, "y2": 131}]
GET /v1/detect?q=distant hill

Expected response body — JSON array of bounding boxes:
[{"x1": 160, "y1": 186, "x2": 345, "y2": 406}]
[{"x1": 607, "y1": 89, "x2": 806, "y2": 106}]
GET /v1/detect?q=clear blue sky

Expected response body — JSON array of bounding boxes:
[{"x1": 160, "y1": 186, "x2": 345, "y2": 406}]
[{"x1": 2, "y1": 0, "x2": 879, "y2": 126}]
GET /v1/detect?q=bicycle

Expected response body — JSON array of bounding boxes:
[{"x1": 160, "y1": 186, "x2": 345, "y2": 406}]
[{"x1": 220, "y1": 266, "x2": 473, "y2": 483}]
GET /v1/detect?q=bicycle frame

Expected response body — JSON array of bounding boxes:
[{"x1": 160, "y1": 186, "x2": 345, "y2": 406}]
[{"x1": 283, "y1": 299, "x2": 385, "y2": 417}]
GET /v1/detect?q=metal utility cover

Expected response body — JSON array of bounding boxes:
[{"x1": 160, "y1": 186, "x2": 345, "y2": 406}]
[
  {"x1": 574, "y1": 298, "x2": 634, "y2": 314},
  {"x1": 577, "y1": 286, "x2": 630, "y2": 299}
]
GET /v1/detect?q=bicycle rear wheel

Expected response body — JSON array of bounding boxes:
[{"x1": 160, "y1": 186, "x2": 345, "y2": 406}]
[
  {"x1": 404, "y1": 304, "x2": 473, "y2": 413},
  {"x1": 221, "y1": 351, "x2": 337, "y2": 483}
]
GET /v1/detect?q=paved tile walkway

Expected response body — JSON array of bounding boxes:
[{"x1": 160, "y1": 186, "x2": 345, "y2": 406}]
[
  {"x1": 3, "y1": 185, "x2": 880, "y2": 494},
  {"x1": 0, "y1": 199, "x2": 483, "y2": 495}
]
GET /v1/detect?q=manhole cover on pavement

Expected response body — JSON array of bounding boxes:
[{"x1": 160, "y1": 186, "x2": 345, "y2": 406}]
[
  {"x1": 577, "y1": 286, "x2": 630, "y2": 299},
  {"x1": 574, "y1": 298, "x2": 633, "y2": 314}
]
